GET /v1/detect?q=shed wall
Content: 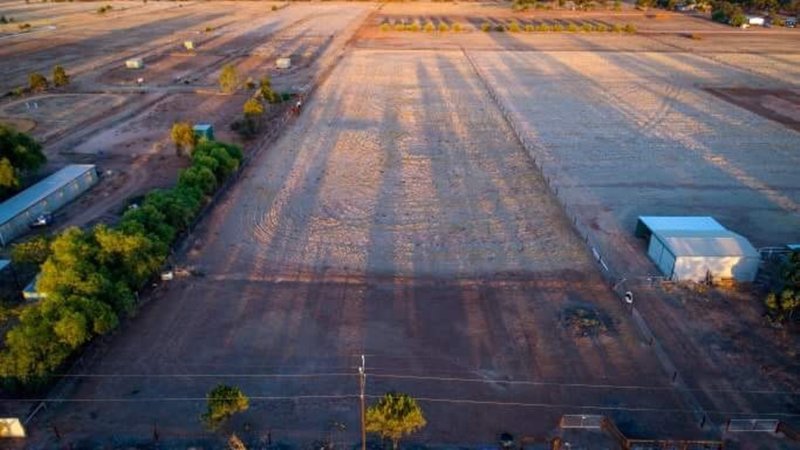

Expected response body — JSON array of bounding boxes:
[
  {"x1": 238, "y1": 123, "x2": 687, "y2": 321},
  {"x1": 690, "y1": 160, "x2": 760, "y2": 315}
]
[
  {"x1": 672, "y1": 256, "x2": 759, "y2": 282},
  {"x1": 0, "y1": 168, "x2": 98, "y2": 245}
]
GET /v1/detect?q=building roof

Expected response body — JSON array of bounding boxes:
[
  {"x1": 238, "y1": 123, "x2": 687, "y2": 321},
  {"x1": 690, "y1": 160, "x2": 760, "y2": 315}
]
[
  {"x1": 638, "y1": 216, "x2": 725, "y2": 233},
  {"x1": 0, "y1": 259, "x2": 9, "y2": 272},
  {"x1": 193, "y1": 124, "x2": 212, "y2": 131},
  {"x1": 654, "y1": 229, "x2": 760, "y2": 258},
  {"x1": 0, "y1": 165, "x2": 95, "y2": 226}
]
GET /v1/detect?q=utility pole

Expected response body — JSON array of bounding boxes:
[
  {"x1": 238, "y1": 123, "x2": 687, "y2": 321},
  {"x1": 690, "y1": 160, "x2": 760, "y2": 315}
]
[{"x1": 359, "y1": 354, "x2": 366, "y2": 450}]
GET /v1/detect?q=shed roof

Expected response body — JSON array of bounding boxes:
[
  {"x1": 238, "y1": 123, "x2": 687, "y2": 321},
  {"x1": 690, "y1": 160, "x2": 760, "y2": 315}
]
[
  {"x1": 0, "y1": 165, "x2": 95, "y2": 226},
  {"x1": 193, "y1": 124, "x2": 212, "y2": 131},
  {"x1": 654, "y1": 229, "x2": 760, "y2": 258},
  {"x1": 0, "y1": 259, "x2": 9, "y2": 272},
  {"x1": 638, "y1": 216, "x2": 725, "y2": 233}
]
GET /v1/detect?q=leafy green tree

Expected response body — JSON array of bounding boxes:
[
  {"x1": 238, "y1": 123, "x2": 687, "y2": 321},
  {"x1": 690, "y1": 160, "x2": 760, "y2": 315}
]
[
  {"x1": 219, "y1": 64, "x2": 239, "y2": 94},
  {"x1": 765, "y1": 251, "x2": 800, "y2": 323},
  {"x1": 52, "y1": 65, "x2": 69, "y2": 87},
  {"x1": 28, "y1": 72, "x2": 48, "y2": 92},
  {"x1": 171, "y1": 121, "x2": 196, "y2": 156},
  {"x1": 202, "y1": 384, "x2": 249, "y2": 430},
  {"x1": 11, "y1": 235, "x2": 52, "y2": 267},
  {"x1": 366, "y1": 392, "x2": 426, "y2": 450},
  {"x1": 0, "y1": 124, "x2": 46, "y2": 195},
  {"x1": 243, "y1": 98, "x2": 264, "y2": 118},
  {"x1": 259, "y1": 77, "x2": 280, "y2": 104},
  {"x1": 179, "y1": 165, "x2": 217, "y2": 195}
]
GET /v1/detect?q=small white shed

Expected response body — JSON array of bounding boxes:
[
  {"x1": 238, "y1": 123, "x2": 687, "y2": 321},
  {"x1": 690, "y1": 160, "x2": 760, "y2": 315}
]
[
  {"x1": 746, "y1": 15, "x2": 765, "y2": 26},
  {"x1": 276, "y1": 57, "x2": 291, "y2": 69},
  {"x1": 637, "y1": 216, "x2": 760, "y2": 283},
  {"x1": 125, "y1": 58, "x2": 144, "y2": 69}
]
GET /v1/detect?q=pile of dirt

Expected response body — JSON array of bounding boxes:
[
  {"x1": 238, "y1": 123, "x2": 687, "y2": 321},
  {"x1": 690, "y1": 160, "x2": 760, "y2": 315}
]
[{"x1": 561, "y1": 306, "x2": 612, "y2": 338}]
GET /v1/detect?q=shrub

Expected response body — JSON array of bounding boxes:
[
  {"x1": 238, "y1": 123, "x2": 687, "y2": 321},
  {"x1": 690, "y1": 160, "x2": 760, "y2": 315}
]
[
  {"x1": 524, "y1": 24, "x2": 535, "y2": 32},
  {"x1": 380, "y1": 22, "x2": 390, "y2": 32},
  {"x1": 566, "y1": 23, "x2": 578, "y2": 32},
  {"x1": 552, "y1": 23, "x2": 565, "y2": 31},
  {"x1": 481, "y1": 22, "x2": 492, "y2": 32},
  {"x1": 494, "y1": 23, "x2": 506, "y2": 31},
  {"x1": 394, "y1": 22, "x2": 405, "y2": 31},
  {"x1": 271, "y1": 4, "x2": 278, "y2": 10},
  {"x1": 18, "y1": 23, "x2": 31, "y2": 31},
  {"x1": 218, "y1": 64, "x2": 238, "y2": 94},
  {"x1": 259, "y1": 76, "x2": 280, "y2": 104},
  {"x1": 28, "y1": 72, "x2": 48, "y2": 92},
  {"x1": 595, "y1": 23, "x2": 608, "y2": 32},
  {"x1": 613, "y1": 0, "x2": 622, "y2": 10},
  {"x1": 202, "y1": 384, "x2": 249, "y2": 430},
  {"x1": 452, "y1": 22, "x2": 463, "y2": 32},
  {"x1": 438, "y1": 22, "x2": 449, "y2": 32},
  {"x1": 508, "y1": 21, "x2": 521, "y2": 32},
  {"x1": 424, "y1": 22, "x2": 435, "y2": 32},
  {"x1": 623, "y1": 23, "x2": 637, "y2": 33},
  {"x1": 581, "y1": 23, "x2": 594, "y2": 32},
  {"x1": 243, "y1": 98, "x2": 264, "y2": 118},
  {"x1": 52, "y1": 65, "x2": 69, "y2": 87},
  {"x1": 537, "y1": 23, "x2": 551, "y2": 31},
  {"x1": 406, "y1": 21, "x2": 420, "y2": 31},
  {"x1": 611, "y1": 23, "x2": 623, "y2": 32},
  {"x1": 170, "y1": 122, "x2": 196, "y2": 156}
]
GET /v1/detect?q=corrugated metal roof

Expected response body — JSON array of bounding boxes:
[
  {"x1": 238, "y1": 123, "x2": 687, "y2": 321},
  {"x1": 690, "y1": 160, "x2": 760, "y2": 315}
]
[
  {"x1": 0, "y1": 165, "x2": 95, "y2": 226},
  {"x1": 0, "y1": 259, "x2": 9, "y2": 272},
  {"x1": 655, "y1": 229, "x2": 760, "y2": 258},
  {"x1": 638, "y1": 216, "x2": 725, "y2": 233}
]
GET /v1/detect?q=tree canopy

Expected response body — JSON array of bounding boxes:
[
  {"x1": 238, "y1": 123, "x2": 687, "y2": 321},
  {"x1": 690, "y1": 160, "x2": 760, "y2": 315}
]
[
  {"x1": 202, "y1": 384, "x2": 249, "y2": 430},
  {"x1": 0, "y1": 124, "x2": 46, "y2": 198},
  {"x1": 219, "y1": 64, "x2": 239, "y2": 94},
  {"x1": 366, "y1": 392, "x2": 427, "y2": 449}
]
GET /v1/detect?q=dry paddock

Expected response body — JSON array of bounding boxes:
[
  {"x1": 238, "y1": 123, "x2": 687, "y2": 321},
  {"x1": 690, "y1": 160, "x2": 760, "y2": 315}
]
[
  {"x1": 22, "y1": 49, "x2": 702, "y2": 448},
  {"x1": 2, "y1": 2, "x2": 800, "y2": 448}
]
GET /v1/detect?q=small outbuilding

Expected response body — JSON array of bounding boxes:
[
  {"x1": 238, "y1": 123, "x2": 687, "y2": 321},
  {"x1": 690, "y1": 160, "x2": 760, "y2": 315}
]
[
  {"x1": 22, "y1": 273, "x2": 45, "y2": 301},
  {"x1": 0, "y1": 165, "x2": 98, "y2": 246},
  {"x1": 193, "y1": 124, "x2": 214, "y2": 141},
  {"x1": 183, "y1": 40, "x2": 195, "y2": 50},
  {"x1": 746, "y1": 15, "x2": 765, "y2": 26},
  {"x1": 636, "y1": 216, "x2": 760, "y2": 283},
  {"x1": 276, "y1": 57, "x2": 291, "y2": 69},
  {"x1": 125, "y1": 58, "x2": 144, "y2": 69}
]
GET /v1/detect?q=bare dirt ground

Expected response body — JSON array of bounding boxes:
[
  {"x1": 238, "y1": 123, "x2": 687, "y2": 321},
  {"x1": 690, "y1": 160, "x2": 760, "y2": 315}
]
[
  {"x1": 2, "y1": 1, "x2": 800, "y2": 449},
  {"x1": 23, "y1": 49, "x2": 695, "y2": 448}
]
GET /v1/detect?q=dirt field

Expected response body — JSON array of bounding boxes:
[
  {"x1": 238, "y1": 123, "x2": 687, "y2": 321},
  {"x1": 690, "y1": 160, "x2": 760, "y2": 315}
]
[
  {"x1": 21, "y1": 49, "x2": 698, "y2": 448},
  {"x1": 2, "y1": 1, "x2": 800, "y2": 448}
]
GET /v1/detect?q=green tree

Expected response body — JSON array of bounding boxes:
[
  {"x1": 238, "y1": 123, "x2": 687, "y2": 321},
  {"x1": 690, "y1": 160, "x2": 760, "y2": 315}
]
[
  {"x1": 202, "y1": 384, "x2": 249, "y2": 430},
  {"x1": 170, "y1": 121, "x2": 196, "y2": 156},
  {"x1": 219, "y1": 64, "x2": 239, "y2": 94},
  {"x1": 243, "y1": 98, "x2": 264, "y2": 118},
  {"x1": 28, "y1": 72, "x2": 48, "y2": 92},
  {"x1": 0, "y1": 124, "x2": 46, "y2": 196},
  {"x1": 53, "y1": 65, "x2": 69, "y2": 87},
  {"x1": 365, "y1": 392, "x2": 426, "y2": 450},
  {"x1": 258, "y1": 77, "x2": 280, "y2": 104},
  {"x1": 11, "y1": 235, "x2": 52, "y2": 266}
]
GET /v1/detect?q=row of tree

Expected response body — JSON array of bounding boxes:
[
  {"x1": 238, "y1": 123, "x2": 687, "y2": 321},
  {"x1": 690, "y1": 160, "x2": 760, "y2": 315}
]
[
  {"x1": 0, "y1": 139, "x2": 243, "y2": 390},
  {"x1": 27, "y1": 66, "x2": 70, "y2": 94},
  {"x1": 205, "y1": 385, "x2": 426, "y2": 450},
  {"x1": 0, "y1": 124, "x2": 46, "y2": 199}
]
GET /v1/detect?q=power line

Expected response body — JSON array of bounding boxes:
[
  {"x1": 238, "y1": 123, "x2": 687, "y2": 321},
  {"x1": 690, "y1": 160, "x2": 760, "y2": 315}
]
[
  {"x1": 5, "y1": 393, "x2": 800, "y2": 418},
  {"x1": 9, "y1": 370, "x2": 798, "y2": 396}
]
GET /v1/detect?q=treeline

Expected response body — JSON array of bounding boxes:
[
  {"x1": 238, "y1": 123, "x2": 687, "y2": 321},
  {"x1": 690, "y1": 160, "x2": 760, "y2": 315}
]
[
  {"x1": 0, "y1": 140, "x2": 242, "y2": 390},
  {"x1": 0, "y1": 124, "x2": 46, "y2": 200}
]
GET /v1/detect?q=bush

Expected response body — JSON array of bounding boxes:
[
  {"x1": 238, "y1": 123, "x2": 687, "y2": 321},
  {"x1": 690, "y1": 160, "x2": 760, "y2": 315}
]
[
  {"x1": 481, "y1": 22, "x2": 492, "y2": 32},
  {"x1": 581, "y1": 23, "x2": 594, "y2": 32},
  {"x1": 452, "y1": 22, "x2": 463, "y2": 32},
  {"x1": 52, "y1": 65, "x2": 69, "y2": 87},
  {"x1": 218, "y1": 64, "x2": 238, "y2": 94},
  {"x1": 271, "y1": 4, "x2": 278, "y2": 10},
  {"x1": 595, "y1": 23, "x2": 608, "y2": 32},
  {"x1": 202, "y1": 384, "x2": 249, "y2": 430},
  {"x1": 623, "y1": 23, "x2": 637, "y2": 33},
  {"x1": 508, "y1": 21, "x2": 521, "y2": 32},
  {"x1": 380, "y1": 23, "x2": 391, "y2": 32},
  {"x1": 170, "y1": 122, "x2": 196, "y2": 156},
  {"x1": 424, "y1": 22, "x2": 435, "y2": 32},
  {"x1": 438, "y1": 22, "x2": 449, "y2": 32},
  {"x1": 566, "y1": 23, "x2": 578, "y2": 32},
  {"x1": 525, "y1": 24, "x2": 535, "y2": 31},
  {"x1": 243, "y1": 98, "x2": 264, "y2": 118},
  {"x1": 552, "y1": 23, "x2": 565, "y2": 31},
  {"x1": 494, "y1": 23, "x2": 506, "y2": 31},
  {"x1": 394, "y1": 22, "x2": 405, "y2": 31},
  {"x1": 406, "y1": 21, "x2": 420, "y2": 31},
  {"x1": 613, "y1": 0, "x2": 622, "y2": 10},
  {"x1": 611, "y1": 23, "x2": 623, "y2": 32},
  {"x1": 18, "y1": 23, "x2": 31, "y2": 31},
  {"x1": 28, "y1": 73, "x2": 48, "y2": 92}
]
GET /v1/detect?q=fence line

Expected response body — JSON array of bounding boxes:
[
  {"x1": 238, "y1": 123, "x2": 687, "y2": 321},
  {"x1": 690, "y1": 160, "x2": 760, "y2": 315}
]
[{"x1": 462, "y1": 48, "x2": 715, "y2": 433}]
